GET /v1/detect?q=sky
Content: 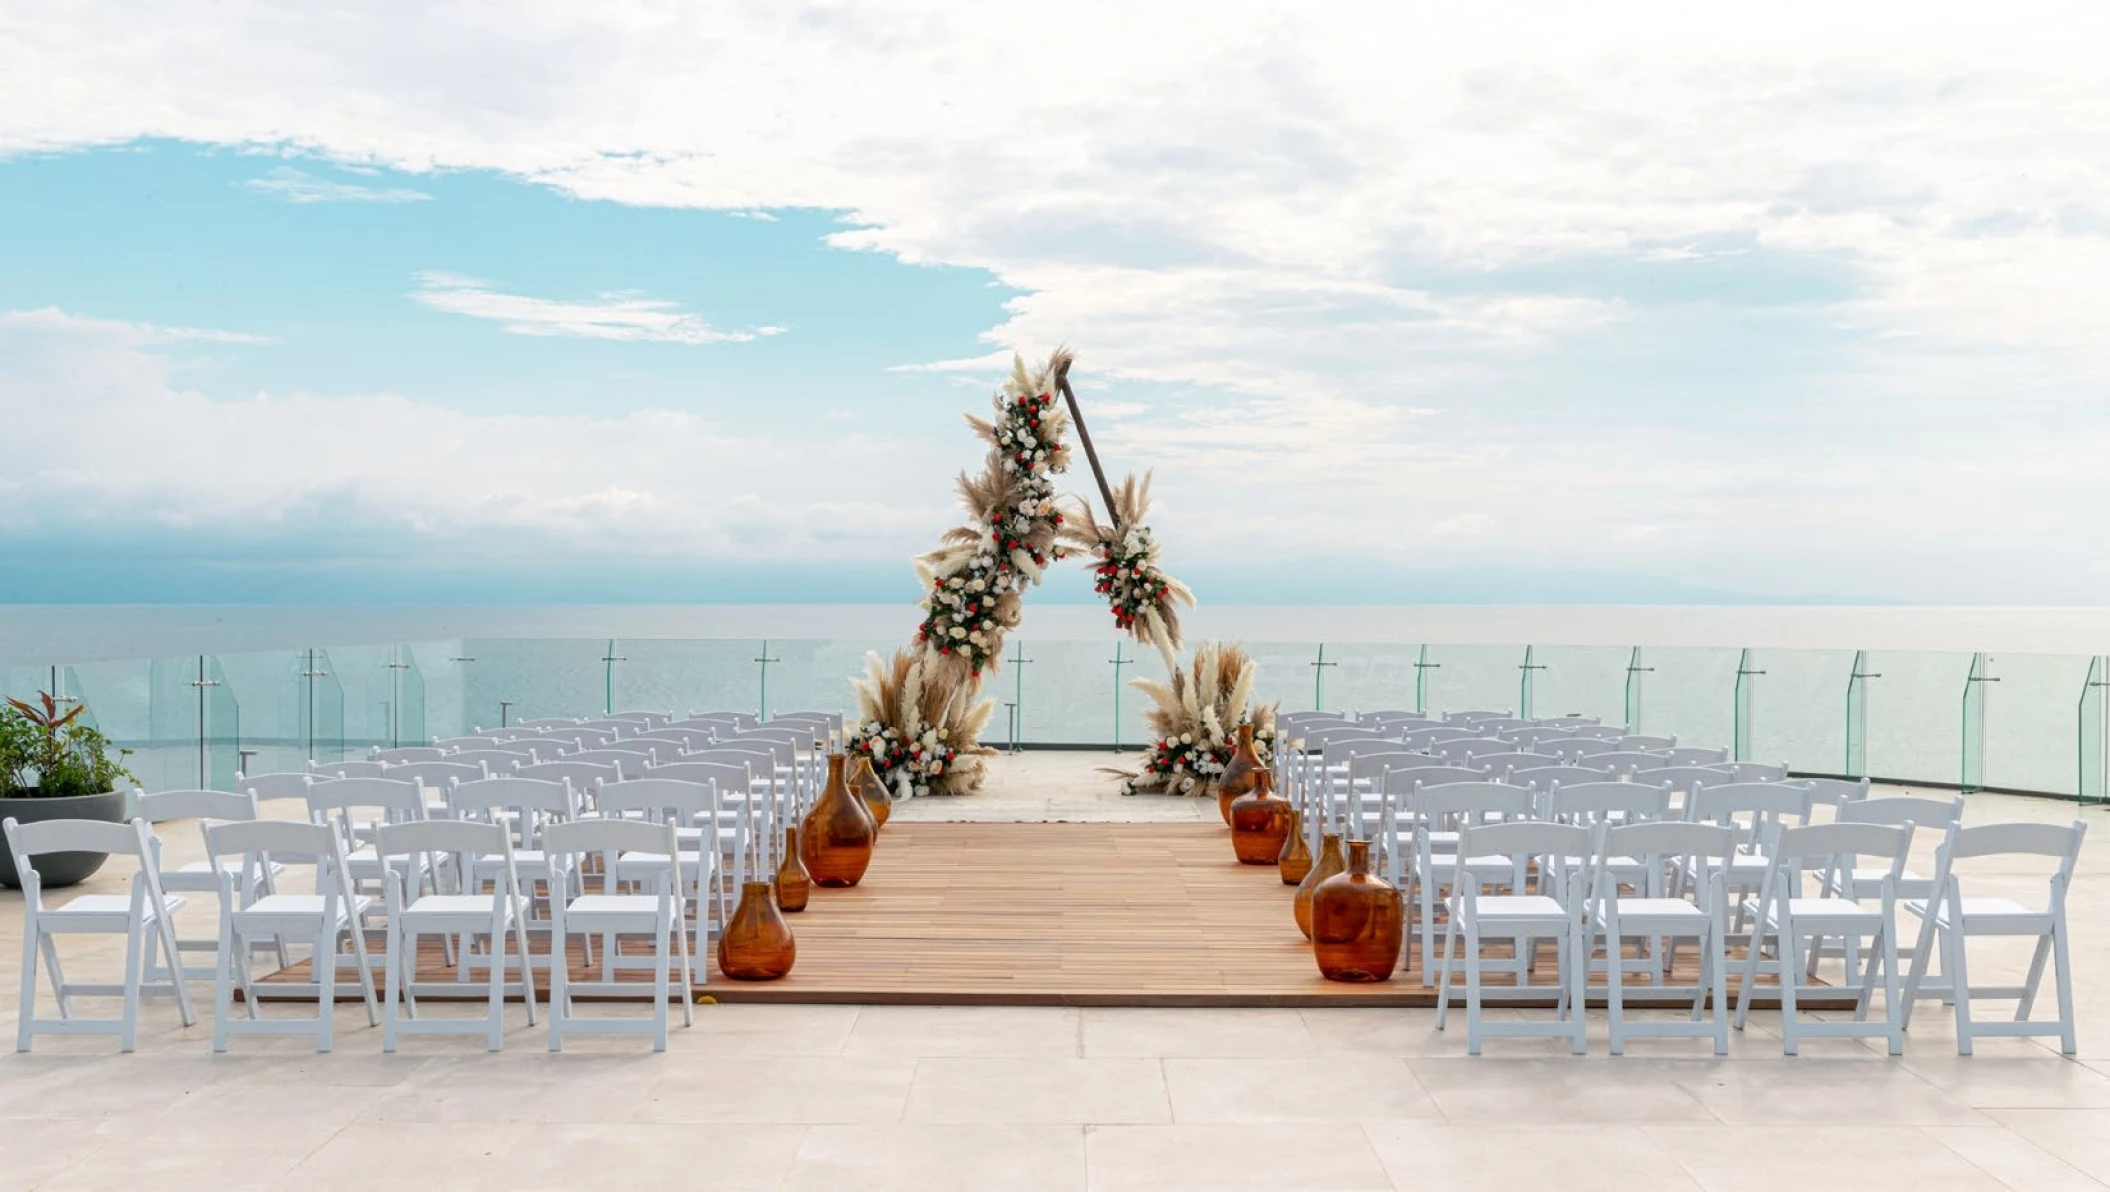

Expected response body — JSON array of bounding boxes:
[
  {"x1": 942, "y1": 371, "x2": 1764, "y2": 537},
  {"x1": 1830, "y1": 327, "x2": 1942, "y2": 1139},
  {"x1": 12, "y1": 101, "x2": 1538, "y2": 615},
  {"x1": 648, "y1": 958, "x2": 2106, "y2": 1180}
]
[{"x1": 2, "y1": 1, "x2": 2108, "y2": 606}]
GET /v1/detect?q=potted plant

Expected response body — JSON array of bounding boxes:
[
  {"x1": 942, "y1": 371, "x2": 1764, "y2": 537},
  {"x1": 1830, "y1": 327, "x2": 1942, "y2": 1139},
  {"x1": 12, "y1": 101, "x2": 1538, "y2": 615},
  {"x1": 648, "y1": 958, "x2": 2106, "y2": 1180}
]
[{"x1": 0, "y1": 692, "x2": 136, "y2": 888}]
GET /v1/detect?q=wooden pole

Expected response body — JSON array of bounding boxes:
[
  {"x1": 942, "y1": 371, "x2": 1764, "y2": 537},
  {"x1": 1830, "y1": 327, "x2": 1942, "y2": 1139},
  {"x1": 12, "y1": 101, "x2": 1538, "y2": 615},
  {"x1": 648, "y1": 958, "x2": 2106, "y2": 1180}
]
[{"x1": 1054, "y1": 359, "x2": 1120, "y2": 522}]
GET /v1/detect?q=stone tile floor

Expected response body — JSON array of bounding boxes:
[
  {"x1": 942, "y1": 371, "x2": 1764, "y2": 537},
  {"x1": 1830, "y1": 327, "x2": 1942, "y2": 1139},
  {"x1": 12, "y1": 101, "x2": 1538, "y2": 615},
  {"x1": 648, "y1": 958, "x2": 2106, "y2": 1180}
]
[{"x1": 0, "y1": 752, "x2": 2105, "y2": 1189}]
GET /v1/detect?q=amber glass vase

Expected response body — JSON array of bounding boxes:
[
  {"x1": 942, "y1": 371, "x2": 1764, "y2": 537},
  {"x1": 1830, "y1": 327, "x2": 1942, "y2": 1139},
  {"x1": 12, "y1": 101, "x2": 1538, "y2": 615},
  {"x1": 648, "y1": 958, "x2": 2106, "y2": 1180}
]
[
  {"x1": 1311, "y1": 840, "x2": 1404, "y2": 982},
  {"x1": 1228, "y1": 770, "x2": 1294, "y2": 865},
  {"x1": 801, "y1": 753, "x2": 878, "y2": 888},
  {"x1": 849, "y1": 756, "x2": 893, "y2": 830},
  {"x1": 1215, "y1": 723, "x2": 1264, "y2": 825},
  {"x1": 775, "y1": 826, "x2": 811, "y2": 912},
  {"x1": 1278, "y1": 809, "x2": 1313, "y2": 886},
  {"x1": 1292, "y1": 832, "x2": 1347, "y2": 940},
  {"x1": 718, "y1": 881, "x2": 797, "y2": 980}
]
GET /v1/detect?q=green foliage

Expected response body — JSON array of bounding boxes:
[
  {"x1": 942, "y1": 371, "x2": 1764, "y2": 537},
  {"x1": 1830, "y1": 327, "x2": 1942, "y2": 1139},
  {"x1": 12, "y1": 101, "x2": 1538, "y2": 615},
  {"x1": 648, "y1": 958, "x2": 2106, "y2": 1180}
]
[{"x1": 0, "y1": 692, "x2": 133, "y2": 798}]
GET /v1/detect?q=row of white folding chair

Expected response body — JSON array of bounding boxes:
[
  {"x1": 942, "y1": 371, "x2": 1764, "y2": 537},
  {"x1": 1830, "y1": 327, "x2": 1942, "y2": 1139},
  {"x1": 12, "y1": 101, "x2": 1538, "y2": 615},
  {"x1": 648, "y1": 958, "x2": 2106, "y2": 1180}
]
[{"x1": 1431, "y1": 816, "x2": 1921, "y2": 1056}]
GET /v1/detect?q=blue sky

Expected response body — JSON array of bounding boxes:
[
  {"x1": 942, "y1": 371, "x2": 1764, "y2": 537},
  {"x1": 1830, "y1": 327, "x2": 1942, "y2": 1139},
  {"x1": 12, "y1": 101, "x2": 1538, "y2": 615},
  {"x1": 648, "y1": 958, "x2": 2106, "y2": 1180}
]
[{"x1": 2, "y1": 3, "x2": 2107, "y2": 606}]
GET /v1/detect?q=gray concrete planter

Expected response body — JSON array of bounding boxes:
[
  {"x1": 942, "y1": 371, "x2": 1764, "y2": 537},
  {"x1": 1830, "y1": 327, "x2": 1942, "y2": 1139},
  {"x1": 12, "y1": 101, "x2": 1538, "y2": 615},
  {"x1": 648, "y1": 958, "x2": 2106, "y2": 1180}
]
[{"x1": 0, "y1": 789, "x2": 128, "y2": 888}]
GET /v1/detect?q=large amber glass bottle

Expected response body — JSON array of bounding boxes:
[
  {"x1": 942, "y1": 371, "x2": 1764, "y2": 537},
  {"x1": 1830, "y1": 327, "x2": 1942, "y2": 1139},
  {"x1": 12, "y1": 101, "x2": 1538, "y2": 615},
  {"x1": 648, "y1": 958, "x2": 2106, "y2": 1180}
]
[
  {"x1": 1215, "y1": 723, "x2": 1264, "y2": 825},
  {"x1": 1292, "y1": 832, "x2": 1347, "y2": 940},
  {"x1": 1277, "y1": 809, "x2": 1313, "y2": 886},
  {"x1": 800, "y1": 752, "x2": 878, "y2": 888},
  {"x1": 718, "y1": 881, "x2": 797, "y2": 980},
  {"x1": 1311, "y1": 840, "x2": 1403, "y2": 982},
  {"x1": 849, "y1": 754, "x2": 893, "y2": 830},
  {"x1": 774, "y1": 826, "x2": 811, "y2": 912},
  {"x1": 1228, "y1": 769, "x2": 1294, "y2": 865}
]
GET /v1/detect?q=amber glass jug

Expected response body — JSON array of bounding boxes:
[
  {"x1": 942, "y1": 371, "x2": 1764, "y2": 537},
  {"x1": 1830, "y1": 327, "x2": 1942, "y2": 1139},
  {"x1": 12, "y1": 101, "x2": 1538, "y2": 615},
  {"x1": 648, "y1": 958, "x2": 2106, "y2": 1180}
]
[
  {"x1": 801, "y1": 753, "x2": 878, "y2": 887},
  {"x1": 849, "y1": 755, "x2": 893, "y2": 830},
  {"x1": 1311, "y1": 840, "x2": 1403, "y2": 982},
  {"x1": 1292, "y1": 832, "x2": 1346, "y2": 940},
  {"x1": 1277, "y1": 808, "x2": 1313, "y2": 886},
  {"x1": 718, "y1": 881, "x2": 797, "y2": 980},
  {"x1": 1228, "y1": 770, "x2": 1294, "y2": 865},
  {"x1": 775, "y1": 826, "x2": 811, "y2": 912},
  {"x1": 1215, "y1": 723, "x2": 1264, "y2": 825}
]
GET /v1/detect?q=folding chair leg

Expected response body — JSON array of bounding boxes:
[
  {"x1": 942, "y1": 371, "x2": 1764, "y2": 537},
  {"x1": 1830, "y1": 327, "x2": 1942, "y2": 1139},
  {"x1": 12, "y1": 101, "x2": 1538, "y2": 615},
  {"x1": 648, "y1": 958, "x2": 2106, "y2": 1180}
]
[
  {"x1": 1879, "y1": 924, "x2": 1904, "y2": 1056},
  {"x1": 211, "y1": 921, "x2": 235, "y2": 1054},
  {"x1": 120, "y1": 916, "x2": 145, "y2": 1053},
  {"x1": 39, "y1": 934, "x2": 72, "y2": 1017},
  {"x1": 153, "y1": 907, "x2": 197, "y2": 1027},
  {"x1": 1464, "y1": 923, "x2": 1485, "y2": 1057},
  {"x1": 316, "y1": 929, "x2": 337, "y2": 1053},
  {"x1": 1947, "y1": 922, "x2": 1975, "y2": 1056},
  {"x1": 382, "y1": 923, "x2": 403, "y2": 1053},
  {"x1": 16, "y1": 924, "x2": 37, "y2": 1052},
  {"x1": 2052, "y1": 920, "x2": 2077, "y2": 1056},
  {"x1": 2017, "y1": 935, "x2": 2053, "y2": 1021}
]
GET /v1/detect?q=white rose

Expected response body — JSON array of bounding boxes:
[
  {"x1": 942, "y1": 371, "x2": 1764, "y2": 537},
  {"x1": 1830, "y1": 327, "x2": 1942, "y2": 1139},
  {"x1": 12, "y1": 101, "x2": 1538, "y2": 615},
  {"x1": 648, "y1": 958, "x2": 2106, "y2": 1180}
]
[
  {"x1": 950, "y1": 626, "x2": 966, "y2": 639},
  {"x1": 1181, "y1": 733, "x2": 1194, "y2": 745}
]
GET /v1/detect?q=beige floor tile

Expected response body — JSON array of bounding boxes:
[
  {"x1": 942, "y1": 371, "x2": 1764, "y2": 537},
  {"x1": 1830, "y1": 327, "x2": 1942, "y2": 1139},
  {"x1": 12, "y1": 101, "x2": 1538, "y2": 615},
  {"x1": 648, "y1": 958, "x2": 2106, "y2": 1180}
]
[
  {"x1": 642, "y1": 1055, "x2": 920, "y2": 1124},
  {"x1": 1986, "y1": 1109, "x2": 2110, "y2": 1183},
  {"x1": 0, "y1": 1119, "x2": 106, "y2": 1192},
  {"x1": 1899, "y1": 1056, "x2": 2110, "y2": 1109},
  {"x1": 1086, "y1": 1123, "x2": 1392, "y2": 1191},
  {"x1": 282, "y1": 1123, "x2": 539, "y2": 1189},
  {"x1": 1164, "y1": 1056, "x2": 1439, "y2": 1123},
  {"x1": 1924, "y1": 1125, "x2": 2105, "y2": 1191},
  {"x1": 1646, "y1": 1125, "x2": 2006, "y2": 1191},
  {"x1": 1667, "y1": 1058, "x2": 1992, "y2": 1125},
  {"x1": 846, "y1": 1005, "x2": 1081, "y2": 1058},
  {"x1": 1082, "y1": 1007, "x2": 1314, "y2": 1057},
  {"x1": 1408, "y1": 1057, "x2": 1717, "y2": 1124},
  {"x1": 490, "y1": 1123, "x2": 809, "y2": 1190},
  {"x1": 684, "y1": 1002, "x2": 861, "y2": 1055},
  {"x1": 786, "y1": 1124, "x2": 1086, "y2": 1191},
  {"x1": 1364, "y1": 1123, "x2": 1702, "y2": 1190},
  {"x1": 904, "y1": 1057, "x2": 1171, "y2": 1124}
]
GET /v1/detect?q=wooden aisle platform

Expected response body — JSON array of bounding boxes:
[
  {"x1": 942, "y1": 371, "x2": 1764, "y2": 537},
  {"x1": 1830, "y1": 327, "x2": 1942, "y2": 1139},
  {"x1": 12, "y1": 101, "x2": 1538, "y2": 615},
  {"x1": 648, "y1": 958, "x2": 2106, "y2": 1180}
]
[{"x1": 263, "y1": 821, "x2": 1852, "y2": 1009}]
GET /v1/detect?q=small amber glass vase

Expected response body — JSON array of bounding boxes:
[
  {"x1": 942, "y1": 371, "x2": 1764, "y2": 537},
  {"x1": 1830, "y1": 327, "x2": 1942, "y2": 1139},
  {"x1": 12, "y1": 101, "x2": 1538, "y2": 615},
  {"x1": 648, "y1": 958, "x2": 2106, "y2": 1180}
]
[
  {"x1": 718, "y1": 880, "x2": 797, "y2": 980},
  {"x1": 801, "y1": 753, "x2": 878, "y2": 888},
  {"x1": 849, "y1": 755, "x2": 893, "y2": 830},
  {"x1": 1228, "y1": 770, "x2": 1294, "y2": 865},
  {"x1": 1278, "y1": 809, "x2": 1313, "y2": 886},
  {"x1": 775, "y1": 826, "x2": 811, "y2": 912},
  {"x1": 1293, "y1": 832, "x2": 1347, "y2": 940},
  {"x1": 1311, "y1": 840, "x2": 1404, "y2": 982},
  {"x1": 1215, "y1": 723, "x2": 1264, "y2": 825}
]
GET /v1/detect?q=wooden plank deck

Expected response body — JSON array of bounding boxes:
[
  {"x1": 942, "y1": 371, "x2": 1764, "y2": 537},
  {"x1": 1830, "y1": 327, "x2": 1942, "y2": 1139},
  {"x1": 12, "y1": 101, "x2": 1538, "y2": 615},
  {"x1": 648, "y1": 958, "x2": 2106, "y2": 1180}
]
[{"x1": 262, "y1": 821, "x2": 1850, "y2": 1008}]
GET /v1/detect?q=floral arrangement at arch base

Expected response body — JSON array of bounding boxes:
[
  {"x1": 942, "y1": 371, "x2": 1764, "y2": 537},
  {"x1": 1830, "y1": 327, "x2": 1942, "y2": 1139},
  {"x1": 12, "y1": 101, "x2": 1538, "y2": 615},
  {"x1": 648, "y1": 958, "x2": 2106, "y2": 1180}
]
[{"x1": 1109, "y1": 641, "x2": 1279, "y2": 797}]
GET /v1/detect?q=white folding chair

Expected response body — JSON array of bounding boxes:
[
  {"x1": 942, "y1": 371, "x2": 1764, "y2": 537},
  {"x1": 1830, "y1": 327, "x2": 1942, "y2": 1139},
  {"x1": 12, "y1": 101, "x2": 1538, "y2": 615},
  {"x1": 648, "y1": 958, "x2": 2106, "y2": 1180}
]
[
  {"x1": 6, "y1": 816, "x2": 195, "y2": 1052},
  {"x1": 135, "y1": 787, "x2": 287, "y2": 982},
  {"x1": 516, "y1": 760, "x2": 621, "y2": 801},
  {"x1": 1400, "y1": 780, "x2": 1539, "y2": 983},
  {"x1": 1594, "y1": 821, "x2": 1737, "y2": 1056},
  {"x1": 238, "y1": 770, "x2": 315, "y2": 806},
  {"x1": 1537, "y1": 738, "x2": 1621, "y2": 761},
  {"x1": 310, "y1": 759, "x2": 388, "y2": 780},
  {"x1": 374, "y1": 819, "x2": 537, "y2": 1051},
  {"x1": 1659, "y1": 746, "x2": 1729, "y2": 767},
  {"x1": 374, "y1": 746, "x2": 446, "y2": 764},
  {"x1": 384, "y1": 760, "x2": 489, "y2": 817},
  {"x1": 1434, "y1": 819, "x2": 1593, "y2": 1055},
  {"x1": 543, "y1": 817, "x2": 694, "y2": 1052},
  {"x1": 1617, "y1": 735, "x2": 1677, "y2": 751},
  {"x1": 1903, "y1": 820, "x2": 2087, "y2": 1055},
  {"x1": 202, "y1": 819, "x2": 378, "y2": 1052},
  {"x1": 1733, "y1": 821, "x2": 1913, "y2": 1055},
  {"x1": 596, "y1": 778, "x2": 726, "y2": 952}
]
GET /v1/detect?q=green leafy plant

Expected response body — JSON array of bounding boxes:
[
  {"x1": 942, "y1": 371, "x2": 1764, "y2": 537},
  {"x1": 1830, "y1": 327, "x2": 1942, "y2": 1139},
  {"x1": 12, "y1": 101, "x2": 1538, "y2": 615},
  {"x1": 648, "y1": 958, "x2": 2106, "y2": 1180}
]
[{"x1": 0, "y1": 692, "x2": 134, "y2": 798}]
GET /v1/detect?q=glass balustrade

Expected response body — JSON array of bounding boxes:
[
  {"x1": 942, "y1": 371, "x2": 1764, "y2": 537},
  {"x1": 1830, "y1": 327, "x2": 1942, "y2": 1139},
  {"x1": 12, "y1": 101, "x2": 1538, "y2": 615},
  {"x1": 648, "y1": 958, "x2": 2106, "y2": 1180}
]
[{"x1": 7, "y1": 635, "x2": 2104, "y2": 801}]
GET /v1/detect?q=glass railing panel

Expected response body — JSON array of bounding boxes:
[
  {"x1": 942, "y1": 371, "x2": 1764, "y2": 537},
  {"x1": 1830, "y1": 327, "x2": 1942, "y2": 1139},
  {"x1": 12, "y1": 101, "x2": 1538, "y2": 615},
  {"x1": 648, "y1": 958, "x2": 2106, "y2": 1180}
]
[
  {"x1": 1324, "y1": 644, "x2": 1424, "y2": 719},
  {"x1": 1243, "y1": 641, "x2": 1334, "y2": 715},
  {"x1": 1984, "y1": 651, "x2": 2092, "y2": 799},
  {"x1": 1862, "y1": 650, "x2": 1974, "y2": 787},
  {"x1": 1634, "y1": 647, "x2": 1739, "y2": 751},
  {"x1": 1960, "y1": 653, "x2": 1989, "y2": 792},
  {"x1": 1417, "y1": 644, "x2": 1526, "y2": 719},
  {"x1": 213, "y1": 647, "x2": 296, "y2": 779},
  {"x1": 2081, "y1": 657, "x2": 2107, "y2": 804},
  {"x1": 762, "y1": 638, "x2": 895, "y2": 727},
  {"x1": 1745, "y1": 648, "x2": 1854, "y2": 774},
  {"x1": 999, "y1": 637, "x2": 1136, "y2": 747},
  {"x1": 457, "y1": 638, "x2": 608, "y2": 728},
  {"x1": 605, "y1": 638, "x2": 764, "y2": 721},
  {"x1": 203, "y1": 654, "x2": 241, "y2": 791},
  {"x1": 1530, "y1": 645, "x2": 1632, "y2": 728}
]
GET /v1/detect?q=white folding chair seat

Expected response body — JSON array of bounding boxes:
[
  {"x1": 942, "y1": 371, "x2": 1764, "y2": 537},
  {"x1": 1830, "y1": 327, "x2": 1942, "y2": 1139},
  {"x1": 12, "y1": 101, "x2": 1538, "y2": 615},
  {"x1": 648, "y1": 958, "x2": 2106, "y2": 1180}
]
[{"x1": 7, "y1": 816, "x2": 197, "y2": 1053}]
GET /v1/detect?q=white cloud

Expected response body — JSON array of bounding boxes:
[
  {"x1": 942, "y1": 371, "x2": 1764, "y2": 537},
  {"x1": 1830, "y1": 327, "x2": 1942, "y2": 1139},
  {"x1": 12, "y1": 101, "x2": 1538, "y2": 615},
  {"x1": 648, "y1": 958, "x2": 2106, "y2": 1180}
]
[
  {"x1": 3, "y1": 2, "x2": 2110, "y2": 598},
  {"x1": 408, "y1": 271, "x2": 776, "y2": 344},
  {"x1": 241, "y1": 165, "x2": 431, "y2": 204},
  {"x1": 0, "y1": 307, "x2": 274, "y2": 345},
  {"x1": 0, "y1": 309, "x2": 946, "y2": 557}
]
